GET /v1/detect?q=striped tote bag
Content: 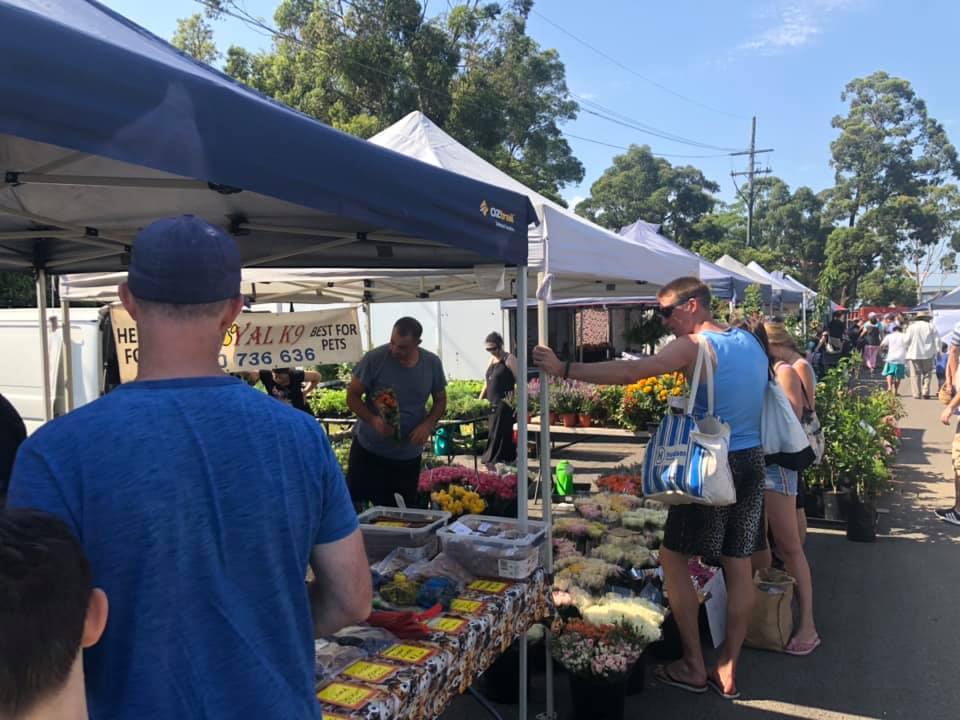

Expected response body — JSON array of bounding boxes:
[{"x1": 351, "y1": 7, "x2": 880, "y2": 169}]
[{"x1": 641, "y1": 335, "x2": 736, "y2": 506}]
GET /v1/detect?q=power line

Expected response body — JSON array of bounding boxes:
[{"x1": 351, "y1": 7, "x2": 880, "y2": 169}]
[
  {"x1": 529, "y1": 8, "x2": 745, "y2": 120},
  {"x1": 573, "y1": 98, "x2": 740, "y2": 152},
  {"x1": 562, "y1": 133, "x2": 729, "y2": 159}
]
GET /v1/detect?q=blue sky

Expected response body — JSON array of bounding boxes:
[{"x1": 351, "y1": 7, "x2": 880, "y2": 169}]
[{"x1": 103, "y1": 0, "x2": 960, "y2": 217}]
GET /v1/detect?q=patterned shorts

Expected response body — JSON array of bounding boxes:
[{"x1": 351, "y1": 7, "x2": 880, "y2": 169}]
[
  {"x1": 662, "y1": 446, "x2": 767, "y2": 559},
  {"x1": 951, "y1": 434, "x2": 960, "y2": 476}
]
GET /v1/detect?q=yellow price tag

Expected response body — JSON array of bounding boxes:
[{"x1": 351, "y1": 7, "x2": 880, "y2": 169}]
[
  {"x1": 467, "y1": 579, "x2": 510, "y2": 594},
  {"x1": 429, "y1": 616, "x2": 468, "y2": 634},
  {"x1": 316, "y1": 682, "x2": 376, "y2": 710},
  {"x1": 320, "y1": 714, "x2": 351, "y2": 720},
  {"x1": 381, "y1": 644, "x2": 435, "y2": 664},
  {"x1": 450, "y1": 598, "x2": 485, "y2": 615},
  {"x1": 342, "y1": 660, "x2": 398, "y2": 683}
]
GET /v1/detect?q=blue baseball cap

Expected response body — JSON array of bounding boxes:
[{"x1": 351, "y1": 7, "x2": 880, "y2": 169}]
[{"x1": 127, "y1": 215, "x2": 242, "y2": 304}]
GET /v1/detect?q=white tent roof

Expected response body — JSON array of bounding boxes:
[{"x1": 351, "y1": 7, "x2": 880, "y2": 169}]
[
  {"x1": 774, "y1": 272, "x2": 817, "y2": 296},
  {"x1": 715, "y1": 255, "x2": 774, "y2": 289},
  {"x1": 745, "y1": 261, "x2": 799, "y2": 293},
  {"x1": 370, "y1": 112, "x2": 698, "y2": 284}
]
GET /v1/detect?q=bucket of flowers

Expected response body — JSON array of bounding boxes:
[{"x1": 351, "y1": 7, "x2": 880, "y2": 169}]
[
  {"x1": 430, "y1": 484, "x2": 486, "y2": 518},
  {"x1": 552, "y1": 620, "x2": 646, "y2": 719}
]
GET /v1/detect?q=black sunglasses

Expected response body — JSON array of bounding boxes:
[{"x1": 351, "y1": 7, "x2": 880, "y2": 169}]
[{"x1": 653, "y1": 295, "x2": 696, "y2": 320}]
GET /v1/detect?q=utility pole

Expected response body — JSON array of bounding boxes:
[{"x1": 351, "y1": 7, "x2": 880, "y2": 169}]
[{"x1": 730, "y1": 116, "x2": 773, "y2": 246}]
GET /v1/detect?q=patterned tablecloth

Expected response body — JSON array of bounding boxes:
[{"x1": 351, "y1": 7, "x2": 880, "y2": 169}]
[{"x1": 316, "y1": 570, "x2": 550, "y2": 720}]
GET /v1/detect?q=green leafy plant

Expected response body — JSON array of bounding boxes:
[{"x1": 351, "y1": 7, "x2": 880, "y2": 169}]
[
  {"x1": 308, "y1": 388, "x2": 350, "y2": 417},
  {"x1": 809, "y1": 354, "x2": 901, "y2": 497}
]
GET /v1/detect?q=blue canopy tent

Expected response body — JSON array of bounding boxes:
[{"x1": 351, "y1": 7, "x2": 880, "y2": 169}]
[
  {"x1": 0, "y1": 0, "x2": 536, "y2": 447},
  {"x1": 618, "y1": 219, "x2": 770, "y2": 302},
  {"x1": 0, "y1": 0, "x2": 533, "y2": 274}
]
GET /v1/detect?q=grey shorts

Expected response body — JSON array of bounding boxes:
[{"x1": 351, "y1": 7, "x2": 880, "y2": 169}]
[{"x1": 662, "y1": 446, "x2": 767, "y2": 559}]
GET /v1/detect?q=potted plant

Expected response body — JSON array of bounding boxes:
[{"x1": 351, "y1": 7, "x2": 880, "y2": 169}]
[
  {"x1": 579, "y1": 387, "x2": 603, "y2": 427},
  {"x1": 553, "y1": 386, "x2": 580, "y2": 427}
]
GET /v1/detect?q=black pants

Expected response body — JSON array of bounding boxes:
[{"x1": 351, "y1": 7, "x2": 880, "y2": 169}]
[{"x1": 346, "y1": 440, "x2": 423, "y2": 510}]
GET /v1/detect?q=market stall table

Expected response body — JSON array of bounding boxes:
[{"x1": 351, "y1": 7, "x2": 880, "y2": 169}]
[
  {"x1": 521, "y1": 422, "x2": 650, "y2": 454},
  {"x1": 315, "y1": 570, "x2": 551, "y2": 720}
]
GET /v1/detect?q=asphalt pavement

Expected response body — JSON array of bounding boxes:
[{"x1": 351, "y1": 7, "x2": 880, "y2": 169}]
[{"x1": 442, "y1": 393, "x2": 960, "y2": 720}]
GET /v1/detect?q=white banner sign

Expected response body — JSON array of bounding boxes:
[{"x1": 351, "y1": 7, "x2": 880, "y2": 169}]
[{"x1": 111, "y1": 306, "x2": 363, "y2": 382}]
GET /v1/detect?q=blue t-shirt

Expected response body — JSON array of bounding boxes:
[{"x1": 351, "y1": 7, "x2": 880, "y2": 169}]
[{"x1": 7, "y1": 376, "x2": 357, "y2": 720}]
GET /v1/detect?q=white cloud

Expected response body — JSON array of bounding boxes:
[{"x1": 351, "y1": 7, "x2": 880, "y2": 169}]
[
  {"x1": 739, "y1": 0, "x2": 864, "y2": 55},
  {"x1": 569, "y1": 195, "x2": 586, "y2": 211}
]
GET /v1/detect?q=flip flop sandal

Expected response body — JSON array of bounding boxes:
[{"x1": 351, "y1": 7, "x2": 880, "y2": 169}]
[
  {"x1": 707, "y1": 677, "x2": 741, "y2": 700},
  {"x1": 654, "y1": 664, "x2": 708, "y2": 694},
  {"x1": 785, "y1": 635, "x2": 822, "y2": 656}
]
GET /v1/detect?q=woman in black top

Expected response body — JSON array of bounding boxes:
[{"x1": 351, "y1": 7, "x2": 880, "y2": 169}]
[{"x1": 479, "y1": 332, "x2": 519, "y2": 470}]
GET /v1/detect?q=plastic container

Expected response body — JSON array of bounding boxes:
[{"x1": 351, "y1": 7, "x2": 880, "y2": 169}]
[
  {"x1": 437, "y1": 515, "x2": 546, "y2": 579},
  {"x1": 357, "y1": 507, "x2": 451, "y2": 562}
]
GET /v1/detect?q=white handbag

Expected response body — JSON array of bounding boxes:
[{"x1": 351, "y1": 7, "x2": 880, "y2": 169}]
[
  {"x1": 642, "y1": 335, "x2": 736, "y2": 506},
  {"x1": 761, "y1": 366, "x2": 816, "y2": 472}
]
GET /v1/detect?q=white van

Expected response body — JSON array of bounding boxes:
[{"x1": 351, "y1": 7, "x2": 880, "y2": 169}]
[{"x1": 0, "y1": 308, "x2": 109, "y2": 433}]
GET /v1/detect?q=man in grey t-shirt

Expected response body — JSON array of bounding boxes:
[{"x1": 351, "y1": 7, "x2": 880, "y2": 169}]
[{"x1": 346, "y1": 317, "x2": 447, "y2": 508}]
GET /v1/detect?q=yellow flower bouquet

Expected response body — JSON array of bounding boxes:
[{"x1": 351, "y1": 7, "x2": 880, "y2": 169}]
[{"x1": 620, "y1": 372, "x2": 686, "y2": 430}]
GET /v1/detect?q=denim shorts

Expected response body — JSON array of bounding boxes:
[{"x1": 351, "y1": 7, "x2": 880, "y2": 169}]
[{"x1": 765, "y1": 463, "x2": 798, "y2": 496}]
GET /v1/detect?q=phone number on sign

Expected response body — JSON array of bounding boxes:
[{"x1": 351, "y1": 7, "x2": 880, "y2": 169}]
[{"x1": 217, "y1": 343, "x2": 348, "y2": 369}]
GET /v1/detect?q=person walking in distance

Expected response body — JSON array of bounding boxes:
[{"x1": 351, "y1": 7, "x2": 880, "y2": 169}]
[
  {"x1": 534, "y1": 277, "x2": 768, "y2": 699},
  {"x1": 904, "y1": 311, "x2": 939, "y2": 399}
]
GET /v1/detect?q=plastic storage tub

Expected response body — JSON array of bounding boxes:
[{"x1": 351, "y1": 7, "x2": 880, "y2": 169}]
[
  {"x1": 358, "y1": 507, "x2": 451, "y2": 562},
  {"x1": 437, "y1": 515, "x2": 546, "y2": 579}
]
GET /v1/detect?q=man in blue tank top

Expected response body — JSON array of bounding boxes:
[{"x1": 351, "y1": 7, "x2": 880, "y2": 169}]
[
  {"x1": 7, "y1": 216, "x2": 372, "y2": 719},
  {"x1": 534, "y1": 277, "x2": 768, "y2": 700}
]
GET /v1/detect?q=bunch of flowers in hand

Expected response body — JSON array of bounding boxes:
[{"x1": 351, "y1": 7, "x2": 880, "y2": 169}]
[
  {"x1": 431, "y1": 485, "x2": 486, "y2": 517},
  {"x1": 372, "y1": 388, "x2": 401, "y2": 442},
  {"x1": 551, "y1": 621, "x2": 644, "y2": 682}
]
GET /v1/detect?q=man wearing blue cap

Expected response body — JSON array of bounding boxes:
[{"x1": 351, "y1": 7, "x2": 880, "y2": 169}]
[{"x1": 7, "y1": 216, "x2": 372, "y2": 719}]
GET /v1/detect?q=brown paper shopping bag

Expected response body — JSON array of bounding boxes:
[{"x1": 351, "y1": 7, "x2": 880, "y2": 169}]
[{"x1": 745, "y1": 567, "x2": 796, "y2": 652}]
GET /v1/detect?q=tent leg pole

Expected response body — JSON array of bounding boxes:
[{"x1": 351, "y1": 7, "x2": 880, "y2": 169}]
[
  {"x1": 536, "y1": 271, "x2": 555, "y2": 720},
  {"x1": 61, "y1": 290, "x2": 74, "y2": 412},
  {"x1": 363, "y1": 302, "x2": 374, "y2": 351},
  {"x1": 515, "y1": 267, "x2": 529, "y2": 720},
  {"x1": 436, "y1": 301, "x2": 443, "y2": 362},
  {"x1": 36, "y1": 269, "x2": 52, "y2": 421}
]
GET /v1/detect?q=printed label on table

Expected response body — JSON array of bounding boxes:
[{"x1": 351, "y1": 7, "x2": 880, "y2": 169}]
[
  {"x1": 316, "y1": 682, "x2": 377, "y2": 710},
  {"x1": 428, "y1": 616, "x2": 468, "y2": 634},
  {"x1": 450, "y1": 598, "x2": 486, "y2": 615},
  {"x1": 380, "y1": 644, "x2": 436, "y2": 664},
  {"x1": 448, "y1": 520, "x2": 474, "y2": 535},
  {"x1": 342, "y1": 660, "x2": 399, "y2": 683},
  {"x1": 477, "y1": 522, "x2": 493, "y2": 533},
  {"x1": 498, "y1": 555, "x2": 538, "y2": 579},
  {"x1": 467, "y1": 579, "x2": 511, "y2": 594}
]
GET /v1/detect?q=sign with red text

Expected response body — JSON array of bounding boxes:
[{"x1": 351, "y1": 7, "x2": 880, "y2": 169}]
[{"x1": 111, "y1": 306, "x2": 362, "y2": 381}]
